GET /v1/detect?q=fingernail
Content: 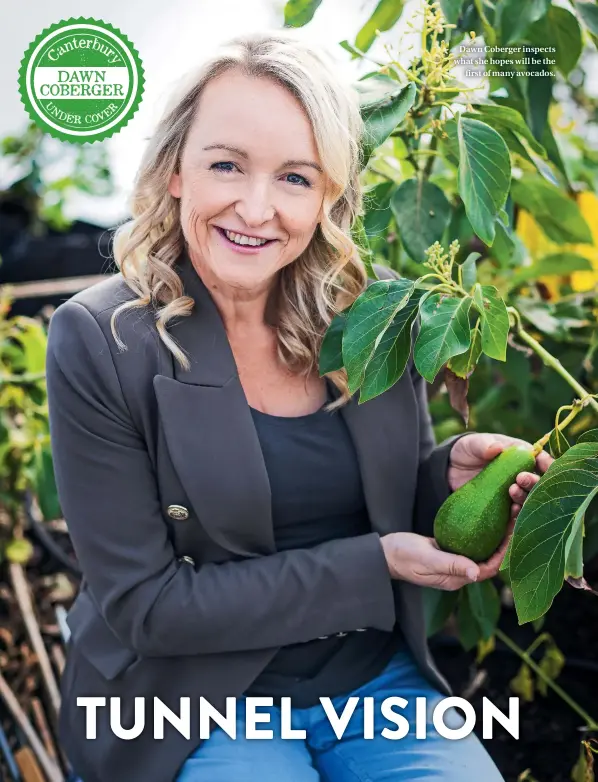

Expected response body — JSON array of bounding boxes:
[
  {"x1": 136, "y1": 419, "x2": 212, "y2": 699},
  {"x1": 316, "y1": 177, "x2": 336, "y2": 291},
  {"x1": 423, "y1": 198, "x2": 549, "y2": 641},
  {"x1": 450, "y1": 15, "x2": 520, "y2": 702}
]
[{"x1": 467, "y1": 568, "x2": 478, "y2": 581}]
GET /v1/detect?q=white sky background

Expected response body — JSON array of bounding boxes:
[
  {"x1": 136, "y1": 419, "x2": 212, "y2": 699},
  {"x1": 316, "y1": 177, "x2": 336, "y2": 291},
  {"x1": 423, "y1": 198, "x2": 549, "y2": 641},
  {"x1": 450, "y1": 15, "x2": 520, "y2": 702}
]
[{"x1": 0, "y1": 0, "x2": 425, "y2": 227}]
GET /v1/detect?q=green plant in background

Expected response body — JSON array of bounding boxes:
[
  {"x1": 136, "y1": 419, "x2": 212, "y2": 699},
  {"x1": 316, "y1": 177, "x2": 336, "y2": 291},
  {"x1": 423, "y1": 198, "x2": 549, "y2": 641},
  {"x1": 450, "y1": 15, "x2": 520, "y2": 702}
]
[
  {"x1": 1, "y1": 121, "x2": 113, "y2": 232},
  {"x1": 319, "y1": 234, "x2": 598, "y2": 620},
  {"x1": 0, "y1": 288, "x2": 60, "y2": 565},
  {"x1": 0, "y1": 121, "x2": 113, "y2": 562},
  {"x1": 285, "y1": 0, "x2": 598, "y2": 754}
]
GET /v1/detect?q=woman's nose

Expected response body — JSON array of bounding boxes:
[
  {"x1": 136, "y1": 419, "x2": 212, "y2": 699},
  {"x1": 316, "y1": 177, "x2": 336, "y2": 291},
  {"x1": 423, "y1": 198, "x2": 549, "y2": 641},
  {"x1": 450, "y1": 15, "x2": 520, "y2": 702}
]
[{"x1": 234, "y1": 178, "x2": 276, "y2": 224}]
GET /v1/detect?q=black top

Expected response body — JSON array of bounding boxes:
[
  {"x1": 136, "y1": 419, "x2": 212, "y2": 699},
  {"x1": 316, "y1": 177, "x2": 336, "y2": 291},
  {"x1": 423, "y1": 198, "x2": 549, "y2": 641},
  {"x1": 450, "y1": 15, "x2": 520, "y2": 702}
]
[{"x1": 243, "y1": 378, "x2": 404, "y2": 707}]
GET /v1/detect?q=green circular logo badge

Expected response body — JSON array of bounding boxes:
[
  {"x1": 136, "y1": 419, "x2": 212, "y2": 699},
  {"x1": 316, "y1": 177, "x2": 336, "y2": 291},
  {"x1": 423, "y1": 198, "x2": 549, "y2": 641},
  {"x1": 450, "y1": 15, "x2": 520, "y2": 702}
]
[{"x1": 18, "y1": 17, "x2": 144, "y2": 143}]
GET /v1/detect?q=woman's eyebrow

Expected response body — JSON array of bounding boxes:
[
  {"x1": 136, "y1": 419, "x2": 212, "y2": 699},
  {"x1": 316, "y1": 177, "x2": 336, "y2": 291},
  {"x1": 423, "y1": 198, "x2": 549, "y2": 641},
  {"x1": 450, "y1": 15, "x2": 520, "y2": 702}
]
[{"x1": 202, "y1": 144, "x2": 323, "y2": 173}]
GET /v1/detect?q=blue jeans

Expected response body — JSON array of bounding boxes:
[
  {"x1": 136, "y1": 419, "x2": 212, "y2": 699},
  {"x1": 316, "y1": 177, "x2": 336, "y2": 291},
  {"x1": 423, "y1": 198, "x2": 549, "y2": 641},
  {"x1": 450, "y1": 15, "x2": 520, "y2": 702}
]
[{"x1": 175, "y1": 647, "x2": 505, "y2": 781}]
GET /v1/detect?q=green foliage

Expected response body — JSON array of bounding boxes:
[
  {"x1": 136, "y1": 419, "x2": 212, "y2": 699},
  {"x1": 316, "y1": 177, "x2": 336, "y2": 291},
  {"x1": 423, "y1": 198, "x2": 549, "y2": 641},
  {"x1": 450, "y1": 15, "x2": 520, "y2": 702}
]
[
  {"x1": 1, "y1": 121, "x2": 114, "y2": 231},
  {"x1": 472, "y1": 284, "x2": 510, "y2": 361},
  {"x1": 464, "y1": 103, "x2": 547, "y2": 158},
  {"x1": 510, "y1": 253, "x2": 593, "y2": 285},
  {"x1": 350, "y1": 215, "x2": 379, "y2": 280},
  {"x1": 358, "y1": 78, "x2": 416, "y2": 167},
  {"x1": 0, "y1": 122, "x2": 104, "y2": 555},
  {"x1": 355, "y1": 0, "x2": 406, "y2": 53},
  {"x1": 457, "y1": 117, "x2": 511, "y2": 245},
  {"x1": 497, "y1": 0, "x2": 551, "y2": 47},
  {"x1": 414, "y1": 294, "x2": 473, "y2": 381},
  {"x1": 526, "y1": 7, "x2": 583, "y2": 78},
  {"x1": 423, "y1": 587, "x2": 459, "y2": 637},
  {"x1": 319, "y1": 312, "x2": 347, "y2": 374},
  {"x1": 459, "y1": 252, "x2": 480, "y2": 291},
  {"x1": 0, "y1": 294, "x2": 61, "y2": 563},
  {"x1": 287, "y1": 0, "x2": 598, "y2": 644},
  {"x1": 510, "y1": 176, "x2": 593, "y2": 244},
  {"x1": 548, "y1": 427, "x2": 570, "y2": 458},
  {"x1": 456, "y1": 582, "x2": 501, "y2": 650},
  {"x1": 359, "y1": 293, "x2": 421, "y2": 402},
  {"x1": 575, "y1": 0, "x2": 598, "y2": 44},
  {"x1": 447, "y1": 325, "x2": 481, "y2": 378},
  {"x1": 390, "y1": 179, "x2": 451, "y2": 261},
  {"x1": 342, "y1": 278, "x2": 415, "y2": 393},
  {"x1": 283, "y1": 0, "x2": 322, "y2": 27},
  {"x1": 363, "y1": 181, "x2": 394, "y2": 243},
  {"x1": 505, "y1": 439, "x2": 598, "y2": 623}
]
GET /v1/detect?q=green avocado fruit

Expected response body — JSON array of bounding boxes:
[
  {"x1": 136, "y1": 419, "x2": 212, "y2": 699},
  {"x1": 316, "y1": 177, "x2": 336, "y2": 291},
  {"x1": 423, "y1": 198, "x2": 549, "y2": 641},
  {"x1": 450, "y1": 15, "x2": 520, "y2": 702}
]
[{"x1": 434, "y1": 444, "x2": 537, "y2": 562}]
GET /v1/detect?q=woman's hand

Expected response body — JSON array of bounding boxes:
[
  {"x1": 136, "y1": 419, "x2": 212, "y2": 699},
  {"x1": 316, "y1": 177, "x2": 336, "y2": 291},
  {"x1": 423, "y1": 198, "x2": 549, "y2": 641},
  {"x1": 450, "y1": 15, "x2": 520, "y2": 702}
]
[
  {"x1": 441, "y1": 432, "x2": 554, "y2": 578},
  {"x1": 379, "y1": 531, "x2": 505, "y2": 590},
  {"x1": 448, "y1": 433, "x2": 554, "y2": 521}
]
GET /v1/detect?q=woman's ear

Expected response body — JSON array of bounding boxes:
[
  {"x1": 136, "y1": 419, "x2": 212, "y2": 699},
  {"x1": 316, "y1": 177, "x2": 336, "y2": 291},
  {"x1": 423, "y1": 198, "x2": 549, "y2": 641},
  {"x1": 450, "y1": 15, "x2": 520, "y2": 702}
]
[{"x1": 168, "y1": 172, "x2": 182, "y2": 198}]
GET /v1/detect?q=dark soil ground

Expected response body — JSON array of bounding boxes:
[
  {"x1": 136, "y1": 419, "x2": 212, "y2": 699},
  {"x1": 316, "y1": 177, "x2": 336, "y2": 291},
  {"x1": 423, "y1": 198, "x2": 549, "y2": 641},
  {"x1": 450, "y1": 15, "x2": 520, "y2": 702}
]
[{"x1": 430, "y1": 570, "x2": 598, "y2": 782}]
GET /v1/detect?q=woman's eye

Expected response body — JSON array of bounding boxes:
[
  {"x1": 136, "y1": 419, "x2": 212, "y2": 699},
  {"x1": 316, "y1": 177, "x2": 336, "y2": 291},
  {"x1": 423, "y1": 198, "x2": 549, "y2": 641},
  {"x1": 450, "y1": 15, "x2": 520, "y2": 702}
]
[
  {"x1": 285, "y1": 173, "x2": 311, "y2": 188},
  {"x1": 210, "y1": 161, "x2": 310, "y2": 188},
  {"x1": 210, "y1": 161, "x2": 237, "y2": 173}
]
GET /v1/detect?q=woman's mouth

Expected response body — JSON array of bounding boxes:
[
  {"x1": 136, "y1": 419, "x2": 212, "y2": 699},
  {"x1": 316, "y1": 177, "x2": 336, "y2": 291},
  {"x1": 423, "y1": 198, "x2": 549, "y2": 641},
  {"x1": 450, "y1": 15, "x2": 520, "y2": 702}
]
[{"x1": 213, "y1": 226, "x2": 276, "y2": 254}]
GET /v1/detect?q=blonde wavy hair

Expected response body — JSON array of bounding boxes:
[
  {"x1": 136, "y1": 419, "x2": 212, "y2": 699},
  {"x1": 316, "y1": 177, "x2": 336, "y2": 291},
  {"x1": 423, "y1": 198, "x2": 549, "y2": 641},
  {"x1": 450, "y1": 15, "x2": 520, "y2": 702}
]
[{"x1": 111, "y1": 29, "x2": 371, "y2": 411}]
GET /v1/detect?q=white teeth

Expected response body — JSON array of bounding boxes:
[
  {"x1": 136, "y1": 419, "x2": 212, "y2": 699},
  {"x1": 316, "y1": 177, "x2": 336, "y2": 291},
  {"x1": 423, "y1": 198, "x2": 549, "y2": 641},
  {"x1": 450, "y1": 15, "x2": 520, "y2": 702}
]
[{"x1": 223, "y1": 229, "x2": 268, "y2": 247}]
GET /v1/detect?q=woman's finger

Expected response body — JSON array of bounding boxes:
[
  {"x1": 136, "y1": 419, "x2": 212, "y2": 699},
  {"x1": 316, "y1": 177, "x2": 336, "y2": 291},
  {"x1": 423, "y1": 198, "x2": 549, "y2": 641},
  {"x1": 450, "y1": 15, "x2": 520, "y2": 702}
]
[
  {"x1": 484, "y1": 441, "x2": 505, "y2": 460},
  {"x1": 439, "y1": 575, "x2": 474, "y2": 591},
  {"x1": 536, "y1": 450, "x2": 554, "y2": 474},
  {"x1": 477, "y1": 563, "x2": 500, "y2": 580},
  {"x1": 433, "y1": 549, "x2": 480, "y2": 581},
  {"x1": 509, "y1": 484, "x2": 527, "y2": 505},
  {"x1": 516, "y1": 471, "x2": 539, "y2": 490}
]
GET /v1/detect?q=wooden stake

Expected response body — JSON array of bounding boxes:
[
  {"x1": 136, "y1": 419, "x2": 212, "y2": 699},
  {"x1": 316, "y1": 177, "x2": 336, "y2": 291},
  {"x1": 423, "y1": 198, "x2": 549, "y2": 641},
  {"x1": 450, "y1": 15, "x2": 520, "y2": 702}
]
[
  {"x1": 0, "y1": 671, "x2": 64, "y2": 782},
  {"x1": 15, "y1": 747, "x2": 46, "y2": 782},
  {"x1": 50, "y1": 644, "x2": 65, "y2": 677},
  {"x1": 30, "y1": 697, "x2": 59, "y2": 765},
  {"x1": 9, "y1": 563, "x2": 61, "y2": 718},
  {"x1": 3, "y1": 274, "x2": 110, "y2": 301}
]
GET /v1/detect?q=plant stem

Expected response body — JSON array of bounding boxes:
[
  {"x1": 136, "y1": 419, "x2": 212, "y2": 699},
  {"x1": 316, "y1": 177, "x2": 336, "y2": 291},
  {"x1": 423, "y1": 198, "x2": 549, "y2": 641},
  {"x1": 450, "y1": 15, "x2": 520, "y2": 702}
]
[
  {"x1": 532, "y1": 402, "x2": 585, "y2": 454},
  {"x1": 472, "y1": 0, "x2": 496, "y2": 45},
  {"x1": 508, "y1": 307, "x2": 598, "y2": 414},
  {"x1": 423, "y1": 135, "x2": 438, "y2": 178},
  {"x1": 524, "y1": 632, "x2": 551, "y2": 658},
  {"x1": 437, "y1": 101, "x2": 457, "y2": 118},
  {"x1": 495, "y1": 627, "x2": 598, "y2": 730},
  {"x1": 388, "y1": 59, "x2": 426, "y2": 87},
  {"x1": 369, "y1": 166, "x2": 396, "y2": 182},
  {"x1": 428, "y1": 84, "x2": 481, "y2": 93},
  {"x1": 0, "y1": 372, "x2": 46, "y2": 384},
  {"x1": 418, "y1": 272, "x2": 448, "y2": 285}
]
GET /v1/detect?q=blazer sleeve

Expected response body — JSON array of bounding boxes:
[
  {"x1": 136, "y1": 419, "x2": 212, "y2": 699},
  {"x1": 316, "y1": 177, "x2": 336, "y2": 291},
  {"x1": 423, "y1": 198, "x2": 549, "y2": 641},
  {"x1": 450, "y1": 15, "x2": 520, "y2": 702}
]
[{"x1": 45, "y1": 300, "x2": 397, "y2": 658}]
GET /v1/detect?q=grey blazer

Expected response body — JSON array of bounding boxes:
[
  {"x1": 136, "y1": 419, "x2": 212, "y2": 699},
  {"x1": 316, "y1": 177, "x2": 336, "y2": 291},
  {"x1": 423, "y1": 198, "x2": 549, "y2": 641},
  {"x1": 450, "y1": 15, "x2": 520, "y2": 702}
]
[{"x1": 46, "y1": 251, "x2": 468, "y2": 782}]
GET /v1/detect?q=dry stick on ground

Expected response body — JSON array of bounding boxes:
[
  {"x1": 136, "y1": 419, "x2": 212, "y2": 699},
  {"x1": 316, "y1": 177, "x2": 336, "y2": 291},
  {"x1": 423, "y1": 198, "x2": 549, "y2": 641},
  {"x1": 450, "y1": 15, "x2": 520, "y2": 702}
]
[
  {"x1": 50, "y1": 644, "x2": 65, "y2": 677},
  {"x1": 8, "y1": 563, "x2": 61, "y2": 718},
  {"x1": 30, "y1": 697, "x2": 60, "y2": 766},
  {"x1": 14, "y1": 747, "x2": 47, "y2": 782},
  {"x1": 461, "y1": 668, "x2": 488, "y2": 700},
  {"x1": 0, "y1": 671, "x2": 64, "y2": 782}
]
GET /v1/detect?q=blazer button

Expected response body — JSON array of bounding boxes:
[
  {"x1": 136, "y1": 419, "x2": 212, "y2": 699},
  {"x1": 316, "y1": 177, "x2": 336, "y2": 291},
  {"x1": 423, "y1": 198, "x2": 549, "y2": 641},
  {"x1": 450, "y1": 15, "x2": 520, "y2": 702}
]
[
  {"x1": 167, "y1": 504, "x2": 189, "y2": 520},
  {"x1": 178, "y1": 555, "x2": 196, "y2": 566}
]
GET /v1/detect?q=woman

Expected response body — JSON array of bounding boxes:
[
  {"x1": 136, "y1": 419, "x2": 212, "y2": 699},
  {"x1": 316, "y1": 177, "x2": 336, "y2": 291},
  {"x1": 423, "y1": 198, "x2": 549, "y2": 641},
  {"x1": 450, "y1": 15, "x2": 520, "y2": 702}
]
[{"x1": 46, "y1": 30, "x2": 551, "y2": 782}]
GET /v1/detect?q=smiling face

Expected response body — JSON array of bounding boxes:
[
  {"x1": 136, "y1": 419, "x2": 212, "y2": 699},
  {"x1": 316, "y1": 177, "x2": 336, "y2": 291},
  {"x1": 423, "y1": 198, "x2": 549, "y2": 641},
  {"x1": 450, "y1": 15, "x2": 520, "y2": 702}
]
[{"x1": 168, "y1": 69, "x2": 327, "y2": 294}]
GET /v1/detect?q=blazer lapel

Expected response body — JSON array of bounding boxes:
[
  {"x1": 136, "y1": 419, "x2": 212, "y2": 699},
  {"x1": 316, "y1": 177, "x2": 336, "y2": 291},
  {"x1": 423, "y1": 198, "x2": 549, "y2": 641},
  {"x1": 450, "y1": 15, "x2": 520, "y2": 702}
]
[{"x1": 153, "y1": 251, "x2": 418, "y2": 559}]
